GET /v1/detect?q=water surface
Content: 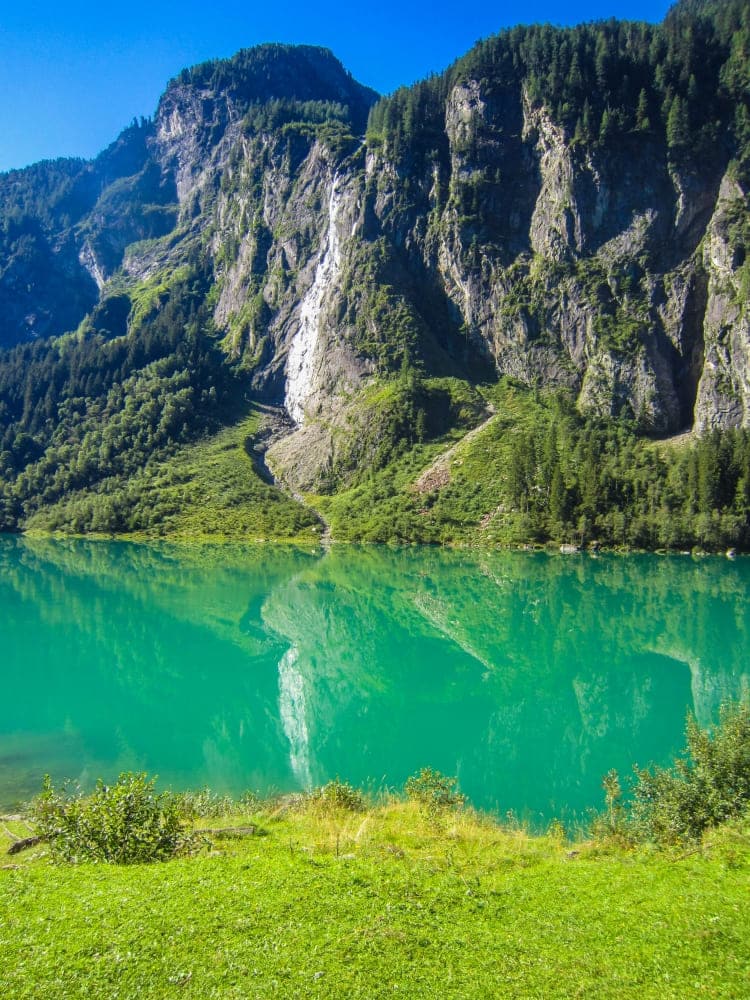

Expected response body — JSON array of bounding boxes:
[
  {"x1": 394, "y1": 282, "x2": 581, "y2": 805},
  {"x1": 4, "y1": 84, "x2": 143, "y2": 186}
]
[{"x1": 1, "y1": 537, "x2": 747, "y2": 823}]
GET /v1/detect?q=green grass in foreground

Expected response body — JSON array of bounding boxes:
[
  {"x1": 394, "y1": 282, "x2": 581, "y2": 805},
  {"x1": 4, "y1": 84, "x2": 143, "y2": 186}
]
[{"x1": 2, "y1": 800, "x2": 749, "y2": 999}]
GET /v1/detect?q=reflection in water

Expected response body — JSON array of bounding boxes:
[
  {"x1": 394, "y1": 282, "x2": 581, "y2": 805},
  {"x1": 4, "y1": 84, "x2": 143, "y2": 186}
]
[
  {"x1": 278, "y1": 647, "x2": 312, "y2": 788},
  {"x1": 0, "y1": 536, "x2": 748, "y2": 821}
]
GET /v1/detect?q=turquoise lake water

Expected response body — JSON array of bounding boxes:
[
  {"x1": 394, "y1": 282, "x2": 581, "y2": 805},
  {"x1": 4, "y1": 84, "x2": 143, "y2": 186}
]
[{"x1": 1, "y1": 536, "x2": 748, "y2": 823}]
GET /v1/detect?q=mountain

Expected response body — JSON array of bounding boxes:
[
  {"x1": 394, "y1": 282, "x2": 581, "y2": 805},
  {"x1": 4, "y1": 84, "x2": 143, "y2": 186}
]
[{"x1": 0, "y1": 4, "x2": 749, "y2": 549}]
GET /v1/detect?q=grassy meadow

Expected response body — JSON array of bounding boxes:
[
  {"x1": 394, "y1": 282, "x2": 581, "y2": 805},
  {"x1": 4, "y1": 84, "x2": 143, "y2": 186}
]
[{"x1": 2, "y1": 794, "x2": 749, "y2": 999}]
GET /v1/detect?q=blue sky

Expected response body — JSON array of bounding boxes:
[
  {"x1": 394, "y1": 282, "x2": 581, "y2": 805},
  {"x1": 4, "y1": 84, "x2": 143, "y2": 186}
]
[{"x1": 0, "y1": 0, "x2": 673, "y2": 172}]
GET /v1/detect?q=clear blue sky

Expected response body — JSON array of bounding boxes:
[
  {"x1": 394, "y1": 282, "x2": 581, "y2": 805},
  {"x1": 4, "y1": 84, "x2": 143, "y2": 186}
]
[{"x1": 0, "y1": 0, "x2": 673, "y2": 172}]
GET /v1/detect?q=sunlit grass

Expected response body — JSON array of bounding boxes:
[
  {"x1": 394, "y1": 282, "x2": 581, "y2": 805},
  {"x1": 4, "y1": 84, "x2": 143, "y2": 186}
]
[
  {"x1": 2, "y1": 797, "x2": 748, "y2": 998},
  {"x1": 313, "y1": 380, "x2": 549, "y2": 543},
  {"x1": 123, "y1": 410, "x2": 323, "y2": 542}
]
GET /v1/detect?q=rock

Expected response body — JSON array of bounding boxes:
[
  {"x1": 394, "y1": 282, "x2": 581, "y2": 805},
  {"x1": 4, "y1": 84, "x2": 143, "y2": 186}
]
[
  {"x1": 7, "y1": 835, "x2": 44, "y2": 856},
  {"x1": 204, "y1": 825, "x2": 259, "y2": 840},
  {"x1": 693, "y1": 174, "x2": 750, "y2": 431}
]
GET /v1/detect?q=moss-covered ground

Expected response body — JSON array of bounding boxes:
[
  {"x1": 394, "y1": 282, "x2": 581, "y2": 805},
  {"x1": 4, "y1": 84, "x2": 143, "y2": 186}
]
[{"x1": 2, "y1": 801, "x2": 749, "y2": 999}]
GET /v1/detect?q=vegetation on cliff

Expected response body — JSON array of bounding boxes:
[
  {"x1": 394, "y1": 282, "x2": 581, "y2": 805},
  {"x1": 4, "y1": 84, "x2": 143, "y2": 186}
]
[
  {"x1": 368, "y1": 0, "x2": 750, "y2": 174},
  {"x1": 311, "y1": 379, "x2": 750, "y2": 550}
]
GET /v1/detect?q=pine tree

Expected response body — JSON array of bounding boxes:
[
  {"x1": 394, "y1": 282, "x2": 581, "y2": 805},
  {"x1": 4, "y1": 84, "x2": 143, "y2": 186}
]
[
  {"x1": 578, "y1": 99, "x2": 593, "y2": 142},
  {"x1": 599, "y1": 108, "x2": 615, "y2": 143},
  {"x1": 636, "y1": 88, "x2": 651, "y2": 131},
  {"x1": 666, "y1": 94, "x2": 690, "y2": 149}
]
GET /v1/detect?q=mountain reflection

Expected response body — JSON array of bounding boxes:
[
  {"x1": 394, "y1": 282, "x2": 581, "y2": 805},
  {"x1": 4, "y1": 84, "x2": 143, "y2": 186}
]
[{"x1": 1, "y1": 537, "x2": 748, "y2": 819}]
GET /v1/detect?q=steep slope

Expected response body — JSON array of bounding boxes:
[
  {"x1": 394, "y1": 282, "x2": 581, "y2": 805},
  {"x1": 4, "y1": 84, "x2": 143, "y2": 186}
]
[
  {"x1": 353, "y1": 0, "x2": 749, "y2": 437},
  {"x1": 0, "y1": 120, "x2": 178, "y2": 347}
]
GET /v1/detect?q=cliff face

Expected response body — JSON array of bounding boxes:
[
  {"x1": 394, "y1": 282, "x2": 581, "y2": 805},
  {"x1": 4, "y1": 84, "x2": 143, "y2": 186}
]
[
  {"x1": 694, "y1": 174, "x2": 750, "y2": 429},
  {"x1": 0, "y1": 122, "x2": 178, "y2": 347},
  {"x1": 0, "y1": 10, "x2": 748, "y2": 478},
  {"x1": 346, "y1": 64, "x2": 744, "y2": 440},
  {"x1": 140, "y1": 30, "x2": 750, "y2": 451}
]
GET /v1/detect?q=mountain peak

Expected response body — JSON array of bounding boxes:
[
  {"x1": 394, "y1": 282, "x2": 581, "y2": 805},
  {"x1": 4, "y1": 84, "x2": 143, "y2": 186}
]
[{"x1": 166, "y1": 43, "x2": 379, "y2": 132}]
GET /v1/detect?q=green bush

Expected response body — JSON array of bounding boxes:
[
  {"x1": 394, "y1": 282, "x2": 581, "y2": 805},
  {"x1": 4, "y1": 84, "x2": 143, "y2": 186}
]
[
  {"x1": 308, "y1": 779, "x2": 366, "y2": 813},
  {"x1": 405, "y1": 767, "x2": 467, "y2": 815},
  {"x1": 32, "y1": 772, "x2": 195, "y2": 864},
  {"x1": 172, "y1": 787, "x2": 259, "y2": 820},
  {"x1": 629, "y1": 700, "x2": 750, "y2": 845},
  {"x1": 590, "y1": 768, "x2": 633, "y2": 846}
]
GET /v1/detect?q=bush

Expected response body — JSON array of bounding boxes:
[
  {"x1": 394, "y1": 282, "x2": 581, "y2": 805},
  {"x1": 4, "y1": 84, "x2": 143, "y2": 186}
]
[
  {"x1": 32, "y1": 772, "x2": 195, "y2": 864},
  {"x1": 629, "y1": 700, "x2": 750, "y2": 845},
  {"x1": 404, "y1": 767, "x2": 466, "y2": 815},
  {"x1": 590, "y1": 768, "x2": 632, "y2": 845},
  {"x1": 307, "y1": 779, "x2": 366, "y2": 813},
  {"x1": 173, "y1": 787, "x2": 259, "y2": 820}
]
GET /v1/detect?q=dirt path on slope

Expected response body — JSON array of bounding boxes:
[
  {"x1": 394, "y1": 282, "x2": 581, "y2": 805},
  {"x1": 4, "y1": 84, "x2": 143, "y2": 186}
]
[{"x1": 411, "y1": 404, "x2": 497, "y2": 494}]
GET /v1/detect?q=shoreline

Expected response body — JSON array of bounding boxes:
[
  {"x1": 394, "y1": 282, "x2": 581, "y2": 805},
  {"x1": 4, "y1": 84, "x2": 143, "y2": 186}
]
[{"x1": 3, "y1": 529, "x2": 747, "y2": 558}]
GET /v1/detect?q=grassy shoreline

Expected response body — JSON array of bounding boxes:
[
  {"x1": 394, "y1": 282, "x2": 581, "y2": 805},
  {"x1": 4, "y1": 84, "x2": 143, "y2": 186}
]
[
  {"x1": 2, "y1": 794, "x2": 749, "y2": 998},
  {"x1": 9, "y1": 528, "x2": 749, "y2": 558}
]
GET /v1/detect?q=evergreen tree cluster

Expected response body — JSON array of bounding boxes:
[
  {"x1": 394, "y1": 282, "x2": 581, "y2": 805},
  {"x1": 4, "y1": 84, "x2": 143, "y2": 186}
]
[
  {"x1": 505, "y1": 396, "x2": 750, "y2": 551},
  {"x1": 0, "y1": 268, "x2": 239, "y2": 534},
  {"x1": 367, "y1": 0, "x2": 750, "y2": 173},
  {"x1": 174, "y1": 44, "x2": 378, "y2": 135},
  {"x1": 0, "y1": 118, "x2": 155, "y2": 240}
]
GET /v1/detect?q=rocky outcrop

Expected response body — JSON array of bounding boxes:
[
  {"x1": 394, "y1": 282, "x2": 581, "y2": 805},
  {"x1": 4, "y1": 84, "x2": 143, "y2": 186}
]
[
  {"x1": 206, "y1": 133, "x2": 374, "y2": 425},
  {"x1": 694, "y1": 173, "x2": 750, "y2": 430},
  {"x1": 336, "y1": 75, "x2": 731, "y2": 440}
]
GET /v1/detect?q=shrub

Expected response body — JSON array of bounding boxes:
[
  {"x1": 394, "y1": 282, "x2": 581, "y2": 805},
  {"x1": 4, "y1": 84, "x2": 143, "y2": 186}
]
[
  {"x1": 629, "y1": 700, "x2": 750, "y2": 845},
  {"x1": 32, "y1": 772, "x2": 195, "y2": 864},
  {"x1": 172, "y1": 787, "x2": 234, "y2": 820},
  {"x1": 589, "y1": 768, "x2": 633, "y2": 846},
  {"x1": 404, "y1": 767, "x2": 466, "y2": 815},
  {"x1": 308, "y1": 779, "x2": 366, "y2": 813},
  {"x1": 173, "y1": 787, "x2": 258, "y2": 819}
]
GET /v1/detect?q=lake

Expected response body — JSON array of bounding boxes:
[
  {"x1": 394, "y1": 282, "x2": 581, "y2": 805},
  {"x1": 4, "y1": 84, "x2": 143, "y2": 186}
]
[{"x1": 1, "y1": 536, "x2": 747, "y2": 824}]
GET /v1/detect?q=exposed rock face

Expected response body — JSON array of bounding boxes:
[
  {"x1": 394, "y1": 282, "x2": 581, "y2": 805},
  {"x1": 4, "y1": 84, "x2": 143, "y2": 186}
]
[
  {"x1": 694, "y1": 174, "x2": 750, "y2": 430},
  {"x1": 359, "y1": 82, "x2": 735, "y2": 437},
  {"x1": 0, "y1": 121, "x2": 179, "y2": 347},
  {"x1": 207, "y1": 139, "x2": 375, "y2": 434},
  {"x1": 0, "y1": 225, "x2": 99, "y2": 347},
  {"x1": 0, "y1": 33, "x2": 748, "y2": 454}
]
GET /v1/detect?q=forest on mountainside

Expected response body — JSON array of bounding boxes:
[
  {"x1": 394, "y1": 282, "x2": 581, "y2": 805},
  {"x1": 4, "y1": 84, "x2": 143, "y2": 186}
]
[{"x1": 368, "y1": 0, "x2": 750, "y2": 178}]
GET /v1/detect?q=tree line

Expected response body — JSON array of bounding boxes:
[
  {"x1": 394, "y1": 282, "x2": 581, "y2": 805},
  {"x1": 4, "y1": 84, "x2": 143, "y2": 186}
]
[{"x1": 367, "y1": 0, "x2": 750, "y2": 177}]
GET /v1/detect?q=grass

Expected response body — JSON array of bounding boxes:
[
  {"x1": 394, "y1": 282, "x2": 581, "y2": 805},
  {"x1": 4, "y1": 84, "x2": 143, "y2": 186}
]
[
  {"x1": 123, "y1": 409, "x2": 323, "y2": 542},
  {"x1": 20, "y1": 404, "x2": 324, "y2": 544},
  {"x1": 313, "y1": 381, "x2": 549, "y2": 544},
  {"x1": 2, "y1": 800, "x2": 749, "y2": 998}
]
